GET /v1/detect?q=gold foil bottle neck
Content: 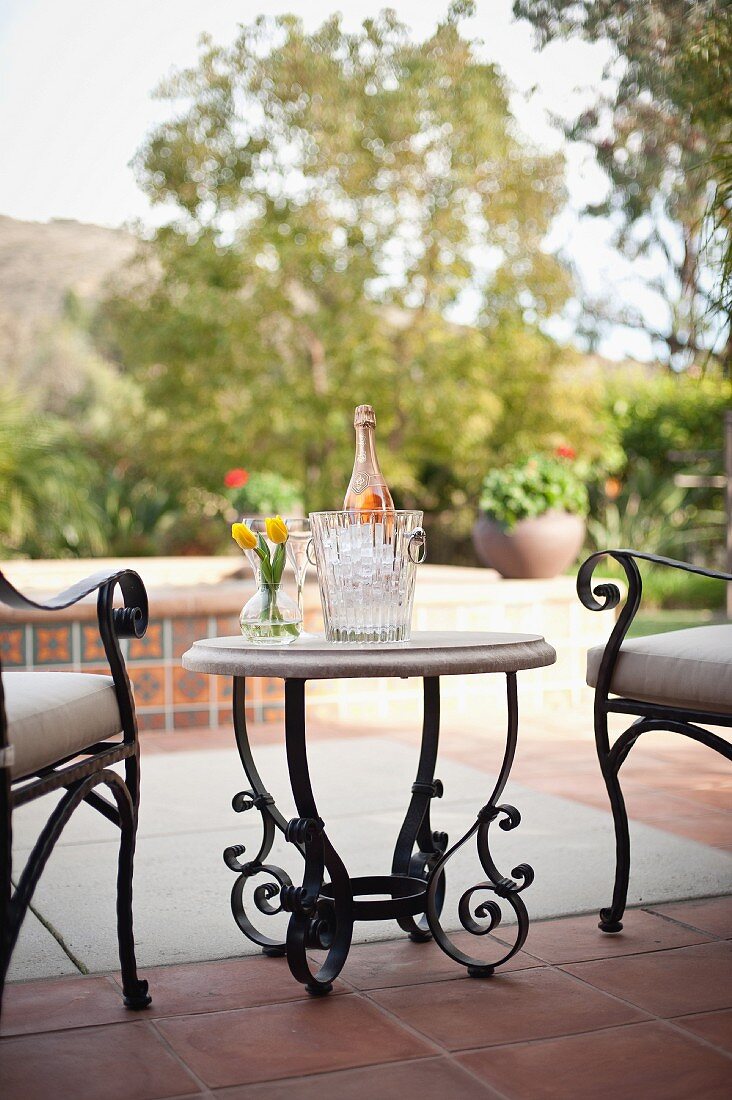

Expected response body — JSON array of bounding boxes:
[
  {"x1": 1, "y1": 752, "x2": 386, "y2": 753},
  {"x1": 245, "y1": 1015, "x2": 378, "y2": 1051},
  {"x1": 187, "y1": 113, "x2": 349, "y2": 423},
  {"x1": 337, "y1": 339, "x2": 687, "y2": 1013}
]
[{"x1": 354, "y1": 404, "x2": 376, "y2": 428}]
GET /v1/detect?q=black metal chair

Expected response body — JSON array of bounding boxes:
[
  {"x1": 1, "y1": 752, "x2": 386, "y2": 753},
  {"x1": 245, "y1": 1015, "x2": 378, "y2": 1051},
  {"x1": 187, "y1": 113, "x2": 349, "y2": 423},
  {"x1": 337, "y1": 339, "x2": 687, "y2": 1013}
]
[
  {"x1": 0, "y1": 567, "x2": 151, "y2": 1015},
  {"x1": 577, "y1": 549, "x2": 732, "y2": 933}
]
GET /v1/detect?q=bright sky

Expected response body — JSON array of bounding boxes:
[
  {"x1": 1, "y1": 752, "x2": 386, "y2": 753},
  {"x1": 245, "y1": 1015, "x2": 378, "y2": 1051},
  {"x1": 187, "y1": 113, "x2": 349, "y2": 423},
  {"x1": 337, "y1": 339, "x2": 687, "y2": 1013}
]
[{"x1": 0, "y1": 0, "x2": 664, "y2": 359}]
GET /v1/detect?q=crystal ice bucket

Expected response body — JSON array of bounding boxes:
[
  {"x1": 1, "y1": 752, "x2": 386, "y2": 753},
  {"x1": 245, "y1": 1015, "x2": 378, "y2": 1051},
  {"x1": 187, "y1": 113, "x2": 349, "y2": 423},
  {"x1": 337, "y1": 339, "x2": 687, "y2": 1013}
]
[{"x1": 310, "y1": 510, "x2": 426, "y2": 643}]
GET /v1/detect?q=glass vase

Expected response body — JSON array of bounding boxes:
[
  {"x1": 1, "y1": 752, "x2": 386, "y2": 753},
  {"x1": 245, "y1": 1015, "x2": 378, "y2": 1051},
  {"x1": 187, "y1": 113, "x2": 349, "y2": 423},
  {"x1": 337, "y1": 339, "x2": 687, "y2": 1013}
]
[{"x1": 239, "y1": 571, "x2": 302, "y2": 646}]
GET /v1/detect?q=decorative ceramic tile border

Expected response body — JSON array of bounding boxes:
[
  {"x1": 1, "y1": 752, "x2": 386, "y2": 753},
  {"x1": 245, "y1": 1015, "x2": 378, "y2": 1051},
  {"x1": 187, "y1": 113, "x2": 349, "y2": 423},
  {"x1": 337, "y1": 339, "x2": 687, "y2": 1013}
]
[
  {"x1": 0, "y1": 611, "x2": 279, "y2": 733},
  {"x1": 0, "y1": 568, "x2": 611, "y2": 733}
]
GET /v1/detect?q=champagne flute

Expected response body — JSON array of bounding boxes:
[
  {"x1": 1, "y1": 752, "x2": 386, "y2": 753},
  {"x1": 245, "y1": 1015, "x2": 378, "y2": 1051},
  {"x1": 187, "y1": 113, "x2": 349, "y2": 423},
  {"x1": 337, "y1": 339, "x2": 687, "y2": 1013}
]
[{"x1": 283, "y1": 517, "x2": 312, "y2": 631}]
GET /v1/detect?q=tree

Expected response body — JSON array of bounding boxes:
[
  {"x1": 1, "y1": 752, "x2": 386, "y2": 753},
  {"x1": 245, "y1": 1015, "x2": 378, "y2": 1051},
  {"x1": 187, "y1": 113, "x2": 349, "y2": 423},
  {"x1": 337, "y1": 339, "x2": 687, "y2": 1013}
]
[
  {"x1": 514, "y1": 0, "x2": 732, "y2": 371},
  {"x1": 97, "y1": 4, "x2": 585, "y2": 521}
]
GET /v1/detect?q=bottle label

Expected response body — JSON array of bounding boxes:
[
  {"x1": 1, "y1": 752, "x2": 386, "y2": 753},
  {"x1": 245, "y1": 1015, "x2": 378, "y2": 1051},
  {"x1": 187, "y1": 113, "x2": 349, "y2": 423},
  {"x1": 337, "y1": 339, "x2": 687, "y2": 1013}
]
[{"x1": 348, "y1": 472, "x2": 388, "y2": 496}]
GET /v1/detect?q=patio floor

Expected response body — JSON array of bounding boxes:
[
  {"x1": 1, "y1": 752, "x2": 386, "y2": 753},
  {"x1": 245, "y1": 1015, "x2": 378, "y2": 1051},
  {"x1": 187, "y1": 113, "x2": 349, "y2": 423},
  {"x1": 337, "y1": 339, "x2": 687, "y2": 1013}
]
[
  {"x1": 2, "y1": 705, "x2": 730, "y2": 1097},
  {"x1": 1, "y1": 897, "x2": 731, "y2": 1098}
]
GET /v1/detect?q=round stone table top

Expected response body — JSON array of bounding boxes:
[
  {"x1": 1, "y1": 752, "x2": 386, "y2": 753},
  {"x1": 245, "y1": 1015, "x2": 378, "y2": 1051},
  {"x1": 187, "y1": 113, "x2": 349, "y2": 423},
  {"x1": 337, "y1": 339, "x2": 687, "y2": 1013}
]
[{"x1": 182, "y1": 630, "x2": 556, "y2": 680}]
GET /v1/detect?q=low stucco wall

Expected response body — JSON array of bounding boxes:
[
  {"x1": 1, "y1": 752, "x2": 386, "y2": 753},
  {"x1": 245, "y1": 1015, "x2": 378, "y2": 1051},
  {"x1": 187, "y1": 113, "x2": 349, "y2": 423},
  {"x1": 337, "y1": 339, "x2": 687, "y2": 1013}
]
[{"x1": 0, "y1": 558, "x2": 611, "y2": 730}]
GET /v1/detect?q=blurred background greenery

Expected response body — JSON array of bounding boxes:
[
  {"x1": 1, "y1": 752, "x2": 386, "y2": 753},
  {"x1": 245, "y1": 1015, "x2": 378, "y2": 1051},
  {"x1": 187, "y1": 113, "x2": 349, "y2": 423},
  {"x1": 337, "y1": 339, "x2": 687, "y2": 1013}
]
[{"x1": 1, "y1": 2, "x2": 730, "y2": 617}]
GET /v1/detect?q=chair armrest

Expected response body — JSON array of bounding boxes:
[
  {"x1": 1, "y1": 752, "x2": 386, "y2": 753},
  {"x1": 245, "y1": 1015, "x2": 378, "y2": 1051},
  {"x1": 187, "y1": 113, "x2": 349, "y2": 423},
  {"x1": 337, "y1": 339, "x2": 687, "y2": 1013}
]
[
  {"x1": 0, "y1": 567, "x2": 149, "y2": 747},
  {"x1": 576, "y1": 549, "x2": 731, "y2": 702},
  {"x1": 0, "y1": 568, "x2": 148, "y2": 639},
  {"x1": 577, "y1": 549, "x2": 731, "y2": 616}
]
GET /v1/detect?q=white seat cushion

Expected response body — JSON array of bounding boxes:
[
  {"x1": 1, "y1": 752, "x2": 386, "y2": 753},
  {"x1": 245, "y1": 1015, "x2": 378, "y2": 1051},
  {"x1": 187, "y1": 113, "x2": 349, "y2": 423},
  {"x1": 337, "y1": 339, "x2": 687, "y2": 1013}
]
[
  {"x1": 3, "y1": 672, "x2": 123, "y2": 779},
  {"x1": 587, "y1": 624, "x2": 732, "y2": 715}
]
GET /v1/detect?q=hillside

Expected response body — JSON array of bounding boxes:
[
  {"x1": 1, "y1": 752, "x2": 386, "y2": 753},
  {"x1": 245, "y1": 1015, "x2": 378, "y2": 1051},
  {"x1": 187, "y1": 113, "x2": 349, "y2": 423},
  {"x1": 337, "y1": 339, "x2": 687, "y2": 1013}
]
[
  {"x1": 0, "y1": 215, "x2": 136, "y2": 322},
  {"x1": 0, "y1": 214, "x2": 650, "y2": 396}
]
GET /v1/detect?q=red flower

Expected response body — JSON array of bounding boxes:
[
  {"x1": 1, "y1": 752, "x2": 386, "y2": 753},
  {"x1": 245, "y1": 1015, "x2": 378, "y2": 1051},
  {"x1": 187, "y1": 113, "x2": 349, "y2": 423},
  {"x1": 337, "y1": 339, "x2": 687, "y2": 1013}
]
[
  {"x1": 555, "y1": 445, "x2": 576, "y2": 460},
  {"x1": 224, "y1": 468, "x2": 249, "y2": 489}
]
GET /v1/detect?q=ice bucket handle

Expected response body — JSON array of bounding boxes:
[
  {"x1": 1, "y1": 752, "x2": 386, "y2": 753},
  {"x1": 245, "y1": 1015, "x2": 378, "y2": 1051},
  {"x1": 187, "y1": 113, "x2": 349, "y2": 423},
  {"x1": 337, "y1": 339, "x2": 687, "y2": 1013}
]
[
  {"x1": 407, "y1": 526, "x2": 427, "y2": 564},
  {"x1": 306, "y1": 537, "x2": 317, "y2": 567}
]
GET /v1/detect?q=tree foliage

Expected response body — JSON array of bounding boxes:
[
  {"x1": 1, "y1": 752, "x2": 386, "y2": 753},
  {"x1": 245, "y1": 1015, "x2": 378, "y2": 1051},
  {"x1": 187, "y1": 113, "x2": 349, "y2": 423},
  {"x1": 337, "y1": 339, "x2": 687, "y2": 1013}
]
[
  {"x1": 97, "y1": 5, "x2": 586, "y2": 523},
  {"x1": 589, "y1": 369, "x2": 731, "y2": 562},
  {"x1": 514, "y1": 0, "x2": 732, "y2": 371}
]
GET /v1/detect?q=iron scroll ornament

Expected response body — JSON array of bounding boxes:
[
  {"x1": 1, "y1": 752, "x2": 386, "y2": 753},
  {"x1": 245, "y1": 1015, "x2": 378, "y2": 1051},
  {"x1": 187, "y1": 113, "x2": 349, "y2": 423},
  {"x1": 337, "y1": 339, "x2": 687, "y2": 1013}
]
[
  {"x1": 223, "y1": 791, "x2": 296, "y2": 956},
  {"x1": 576, "y1": 548, "x2": 732, "y2": 688},
  {"x1": 224, "y1": 678, "x2": 304, "y2": 956},
  {"x1": 424, "y1": 673, "x2": 534, "y2": 975}
]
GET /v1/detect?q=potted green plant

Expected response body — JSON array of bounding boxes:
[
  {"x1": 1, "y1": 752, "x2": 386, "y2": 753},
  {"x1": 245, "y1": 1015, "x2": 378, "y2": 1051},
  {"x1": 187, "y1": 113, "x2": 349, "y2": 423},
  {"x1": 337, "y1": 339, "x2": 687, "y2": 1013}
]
[
  {"x1": 473, "y1": 448, "x2": 589, "y2": 578},
  {"x1": 223, "y1": 468, "x2": 303, "y2": 519}
]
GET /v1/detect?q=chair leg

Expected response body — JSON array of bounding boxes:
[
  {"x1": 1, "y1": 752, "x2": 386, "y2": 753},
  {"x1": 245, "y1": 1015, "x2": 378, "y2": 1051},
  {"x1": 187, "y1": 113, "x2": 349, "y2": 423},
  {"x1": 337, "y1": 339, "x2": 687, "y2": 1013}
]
[
  {"x1": 116, "y1": 757, "x2": 150, "y2": 1010},
  {"x1": 0, "y1": 778, "x2": 11, "y2": 1016},
  {"x1": 597, "y1": 752, "x2": 631, "y2": 933},
  {"x1": 0, "y1": 894, "x2": 10, "y2": 1018}
]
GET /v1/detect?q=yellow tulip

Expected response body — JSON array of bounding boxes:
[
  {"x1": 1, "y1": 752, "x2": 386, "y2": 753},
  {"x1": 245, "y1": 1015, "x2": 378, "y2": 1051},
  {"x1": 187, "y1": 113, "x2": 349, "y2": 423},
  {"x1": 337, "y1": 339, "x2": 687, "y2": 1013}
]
[
  {"x1": 231, "y1": 522, "x2": 257, "y2": 551},
  {"x1": 265, "y1": 515, "x2": 288, "y2": 544}
]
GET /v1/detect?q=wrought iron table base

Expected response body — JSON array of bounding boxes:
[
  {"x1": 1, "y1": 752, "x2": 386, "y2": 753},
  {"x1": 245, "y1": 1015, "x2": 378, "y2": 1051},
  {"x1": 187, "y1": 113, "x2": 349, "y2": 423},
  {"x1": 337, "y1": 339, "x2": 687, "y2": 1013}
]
[{"x1": 223, "y1": 673, "x2": 533, "y2": 995}]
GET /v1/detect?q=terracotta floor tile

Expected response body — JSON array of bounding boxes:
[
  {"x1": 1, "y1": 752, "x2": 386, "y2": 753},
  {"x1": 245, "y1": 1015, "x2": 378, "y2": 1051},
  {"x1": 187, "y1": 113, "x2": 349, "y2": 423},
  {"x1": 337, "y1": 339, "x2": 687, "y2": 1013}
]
[
  {"x1": 673, "y1": 1008, "x2": 732, "y2": 1054},
  {"x1": 118, "y1": 954, "x2": 343, "y2": 1018},
  {"x1": 564, "y1": 941, "x2": 732, "y2": 1017},
  {"x1": 458, "y1": 1020, "x2": 732, "y2": 1100},
  {"x1": 653, "y1": 812, "x2": 732, "y2": 850},
  {"x1": 0, "y1": 975, "x2": 129, "y2": 1037},
  {"x1": 369, "y1": 968, "x2": 646, "y2": 1051},
  {"x1": 339, "y1": 932, "x2": 542, "y2": 990},
  {"x1": 621, "y1": 787, "x2": 713, "y2": 820},
  {"x1": 620, "y1": 765, "x2": 702, "y2": 788},
  {"x1": 0, "y1": 1022, "x2": 200, "y2": 1100},
  {"x1": 520, "y1": 909, "x2": 710, "y2": 965},
  {"x1": 516, "y1": 775, "x2": 610, "y2": 810},
  {"x1": 155, "y1": 994, "x2": 432, "y2": 1087},
  {"x1": 674, "y1": 786, "x2": 732, "y2": 807},
  {"x1": 647, "y1": 896, "x2": 732, "y2": 938},
  {"x1": 215, "y1": 1056, "x2": 497, "y2": 1098},
  {"x1": 676, "y1": 788, "x2": 732, "y2": 812}
]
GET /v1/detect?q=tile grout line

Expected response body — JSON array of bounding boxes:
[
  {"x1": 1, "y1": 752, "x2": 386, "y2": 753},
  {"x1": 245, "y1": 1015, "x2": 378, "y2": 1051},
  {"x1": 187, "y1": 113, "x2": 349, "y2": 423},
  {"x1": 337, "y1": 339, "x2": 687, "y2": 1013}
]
[
  {"x1": 7, "y1": 895, "x2": 728, "y2": 980},
  {"x1": 506, "y1": 936, "x2": 716, "y2": 967},
  {"x1": 147, "y1": 1016, "x2": 217, "y2": 1098},
  {"x1": 336, "y1": 935, "x2": 730, "y2": 1060},
  {"x1": 641, "y1": 903, "x2": 730, "y2": 940},
  {"x1": 551, "y1": 919, "x2": 732, "y2": 1065},
  {"x1": 147, "y1": 981, "x2": 496, "y2": 1100},
  {"x1": 549, "y1": 946, "x2": 732, "y2": 1053},
  {"x1": 453, "y1": 1017, "x2": 654, "y2": 1056},
  {"x1": 327, "y1": 960, "x2": 728, "y2": 1084},
  {"x1": 9, "y1": 878, "x2": 89, "y2": 976},
  {"x1": 659, "y1": 1013, "x2": 732, "y2": 1062},
  {"x1": 321, "y1": 967, "x2": 478, "y2": 1063},
  {"x1": 452, "y1": 1015, "x2": 732, "y2": 1062},
  {"x1": 319, "y1": 977, "x2": 511, "y2": 1100},
  {"x1": 207, "y1": 1054, "x2": 509, "y2": 1099},
  {"x1": 7, "y1": 904, "x2": 728, "y2": 1006}
]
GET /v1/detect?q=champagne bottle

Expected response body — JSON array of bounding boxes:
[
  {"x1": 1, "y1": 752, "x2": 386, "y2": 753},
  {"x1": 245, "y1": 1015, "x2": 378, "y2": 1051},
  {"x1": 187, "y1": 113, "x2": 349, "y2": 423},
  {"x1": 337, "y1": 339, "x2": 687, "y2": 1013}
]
[{"x1": 343, "y1": 404, "x2": 394, "y2": 511}]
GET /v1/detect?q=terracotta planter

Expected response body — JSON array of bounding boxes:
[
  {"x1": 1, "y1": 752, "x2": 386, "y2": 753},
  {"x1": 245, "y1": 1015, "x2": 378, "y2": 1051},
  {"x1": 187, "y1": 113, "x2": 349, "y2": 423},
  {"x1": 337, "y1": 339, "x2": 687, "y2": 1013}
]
[{"x1": 472, "y1": 511, "x2": 586, "y2": 579}]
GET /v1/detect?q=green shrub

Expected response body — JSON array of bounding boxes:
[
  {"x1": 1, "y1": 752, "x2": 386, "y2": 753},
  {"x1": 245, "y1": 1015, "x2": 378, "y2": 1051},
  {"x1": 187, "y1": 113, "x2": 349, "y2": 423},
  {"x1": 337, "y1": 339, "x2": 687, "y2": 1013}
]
[
  {"x1": 641, "y1": 566, "x2": 726, "y2": 611},
  {"x1": 0, "y1": 387, "x2": 107, "y2": 558},
  {"x1": 593, "y1": 558, "x2": 726, "y2": 611}
]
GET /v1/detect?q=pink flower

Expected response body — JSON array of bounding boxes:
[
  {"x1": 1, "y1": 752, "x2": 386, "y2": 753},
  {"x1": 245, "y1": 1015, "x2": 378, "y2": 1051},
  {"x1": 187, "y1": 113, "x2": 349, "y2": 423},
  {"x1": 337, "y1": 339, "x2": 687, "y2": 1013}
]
[
  {"x1": 224, "y1": 468, "x2": 249, "y2": 489},
  {"x1": 555, "y1": 445, "x2": 576, "y2": 460}
]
